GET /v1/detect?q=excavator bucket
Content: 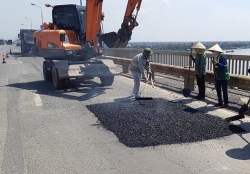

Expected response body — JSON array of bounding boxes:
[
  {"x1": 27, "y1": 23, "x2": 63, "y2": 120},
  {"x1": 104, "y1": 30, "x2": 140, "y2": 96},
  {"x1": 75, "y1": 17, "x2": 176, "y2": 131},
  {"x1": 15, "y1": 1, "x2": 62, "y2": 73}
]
[
  {"x1": 99, "y1": 32, "x2": 118, "y2": 48},
  {"x1": 98, "y1": 31, "x2": 129, "y2": 48}
]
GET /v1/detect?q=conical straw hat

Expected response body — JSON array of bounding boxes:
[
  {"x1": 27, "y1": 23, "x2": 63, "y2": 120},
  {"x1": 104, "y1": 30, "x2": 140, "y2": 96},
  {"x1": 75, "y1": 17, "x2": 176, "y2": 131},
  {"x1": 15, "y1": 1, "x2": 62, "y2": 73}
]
[
  {"x1": 208, "y1": 44, "x2": 223, "y2": 53},
  {"x1": 191, "y1": 42, "x2": 206, "y2": 49}
]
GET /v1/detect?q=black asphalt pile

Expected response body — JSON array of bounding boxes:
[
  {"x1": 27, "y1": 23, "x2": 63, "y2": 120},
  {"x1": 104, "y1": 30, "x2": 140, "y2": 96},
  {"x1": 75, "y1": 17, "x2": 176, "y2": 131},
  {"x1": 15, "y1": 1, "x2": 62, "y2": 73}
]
[{"x1": 87, "y1": 98, "x2": 244, "y2": 148}]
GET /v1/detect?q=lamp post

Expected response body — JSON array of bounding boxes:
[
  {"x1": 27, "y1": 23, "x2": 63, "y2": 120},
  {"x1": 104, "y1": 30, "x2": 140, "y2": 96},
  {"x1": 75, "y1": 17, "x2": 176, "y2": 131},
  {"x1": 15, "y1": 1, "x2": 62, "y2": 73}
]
[
  {"x1": 80, "y1": 0, "x2": 82, "y2": 5},
  {"x1": 24, "y1": 17, "x2": 32, "y2": 29},
  {"x1": 21, "y1": 24, "x2": 27, "y2": 29},
  {"x1": 31, "y1": 3, "x2": 44, "y2": 25}
]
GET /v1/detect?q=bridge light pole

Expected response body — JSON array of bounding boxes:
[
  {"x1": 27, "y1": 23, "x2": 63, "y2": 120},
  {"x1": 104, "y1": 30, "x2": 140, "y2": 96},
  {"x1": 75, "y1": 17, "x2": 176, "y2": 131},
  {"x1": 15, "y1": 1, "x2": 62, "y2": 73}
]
[{"x1": 31, "y1": 3, "x2": 44, "y2": 25}]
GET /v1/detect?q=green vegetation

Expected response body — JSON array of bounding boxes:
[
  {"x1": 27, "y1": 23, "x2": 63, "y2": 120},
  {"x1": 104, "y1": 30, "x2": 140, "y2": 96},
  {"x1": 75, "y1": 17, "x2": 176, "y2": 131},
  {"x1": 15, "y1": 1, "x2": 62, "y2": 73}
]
[{"x1": 127, "y1": 41, "x2": 250, "y2": 51}]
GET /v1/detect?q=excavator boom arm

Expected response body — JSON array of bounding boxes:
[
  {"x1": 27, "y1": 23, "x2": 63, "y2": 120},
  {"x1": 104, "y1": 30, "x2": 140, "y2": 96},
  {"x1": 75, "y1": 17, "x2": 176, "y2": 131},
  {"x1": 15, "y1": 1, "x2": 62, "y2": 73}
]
[
  {"x1": 123, "y1": 0, "x2": 142, "y2": 31},
  {"x1": 85, "y1": 0, "x2": 103, "y2": 51}
]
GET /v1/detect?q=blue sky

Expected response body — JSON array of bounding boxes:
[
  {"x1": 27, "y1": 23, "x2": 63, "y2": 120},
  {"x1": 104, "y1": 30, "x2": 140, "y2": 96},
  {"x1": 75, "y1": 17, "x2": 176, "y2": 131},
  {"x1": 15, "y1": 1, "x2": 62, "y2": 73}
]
[{"x1": 1, "y1": 0, "x2": 250, "y2": 42}]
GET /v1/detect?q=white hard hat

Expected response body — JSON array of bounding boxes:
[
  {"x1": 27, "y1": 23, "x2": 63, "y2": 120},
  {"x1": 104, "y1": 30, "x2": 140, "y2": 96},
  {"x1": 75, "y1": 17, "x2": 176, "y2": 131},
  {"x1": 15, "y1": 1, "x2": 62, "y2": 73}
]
[
  {"x1": 191, "y1": 42, "x2": 206, "y2": 49},
  {"x1": 208, "y1": 44, "x2": 223, "y2": 53}
]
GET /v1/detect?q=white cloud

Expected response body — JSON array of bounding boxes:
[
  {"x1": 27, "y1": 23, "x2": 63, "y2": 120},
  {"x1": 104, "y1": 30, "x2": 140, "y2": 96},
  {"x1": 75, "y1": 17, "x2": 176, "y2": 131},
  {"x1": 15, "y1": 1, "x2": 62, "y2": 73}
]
[{"x1": 163, "y1": 0, "x2": 169, "y2": 4}]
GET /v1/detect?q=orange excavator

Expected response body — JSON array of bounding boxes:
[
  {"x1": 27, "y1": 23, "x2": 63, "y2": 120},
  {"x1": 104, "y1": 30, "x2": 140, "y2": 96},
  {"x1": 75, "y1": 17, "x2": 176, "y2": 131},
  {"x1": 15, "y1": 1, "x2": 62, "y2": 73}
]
[{"x1": 32, "y1": 0, "x2": 142, "y2": 89}]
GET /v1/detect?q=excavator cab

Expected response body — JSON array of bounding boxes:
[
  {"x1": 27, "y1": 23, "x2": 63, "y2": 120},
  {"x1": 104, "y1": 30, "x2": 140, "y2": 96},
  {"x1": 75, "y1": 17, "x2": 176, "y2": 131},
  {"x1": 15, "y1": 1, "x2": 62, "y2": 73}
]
[
  {"x1": 33, "y1": 5, "x2": 88, "y2": 59},
  {"x1": 51, "y1": 4, "x2": 99, "y2": 57},
  {"x1": 51, "y1": 4, "x2": 128, "y2": 50},
  {"x1": 52, "y1": 5, "x2": 85, "y2": 44}
]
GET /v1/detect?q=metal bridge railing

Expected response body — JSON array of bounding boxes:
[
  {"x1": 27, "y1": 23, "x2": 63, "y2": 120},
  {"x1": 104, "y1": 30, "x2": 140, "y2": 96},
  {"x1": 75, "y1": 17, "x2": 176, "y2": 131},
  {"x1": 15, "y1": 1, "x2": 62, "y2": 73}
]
[
  {"x1": 103, "y1": 48, "x2": 250, "y2": 76},
  {"x1": 102, "y1": 48, "x2": 250, "y2": 91}
]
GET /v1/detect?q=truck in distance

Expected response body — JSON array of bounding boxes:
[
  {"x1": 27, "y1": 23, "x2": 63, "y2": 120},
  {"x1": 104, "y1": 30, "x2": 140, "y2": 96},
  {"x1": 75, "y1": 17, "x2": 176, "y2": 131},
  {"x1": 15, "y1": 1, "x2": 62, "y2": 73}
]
[{"x1": 18, "y1": 29, "x2": 37, "y2": 54}]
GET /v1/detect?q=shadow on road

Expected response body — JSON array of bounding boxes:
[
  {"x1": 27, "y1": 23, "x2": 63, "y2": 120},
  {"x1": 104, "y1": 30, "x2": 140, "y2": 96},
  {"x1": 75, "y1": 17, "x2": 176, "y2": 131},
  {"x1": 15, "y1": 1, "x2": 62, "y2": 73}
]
[
  {"x1": 225, "y1": 122, "x2": 250, "y2": 160},
  {"x1": 6, "y1": 79, "x2": 111, "y2": 101},
  {"x1": 10, "y1": 51, "x2": 35, "y2": 58},
  {"x1": 10, "y1": 52, "x2": 22, "y2": 57},
  {"x1": 226, "y1": 142, "x2": 250, "y2": 160}
]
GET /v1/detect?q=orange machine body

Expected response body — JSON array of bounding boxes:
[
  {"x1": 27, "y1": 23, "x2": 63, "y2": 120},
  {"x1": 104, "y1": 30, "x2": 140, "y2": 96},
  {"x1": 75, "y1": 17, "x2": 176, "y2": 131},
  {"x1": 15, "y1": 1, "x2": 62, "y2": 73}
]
[
  {"x1": 34, "y1": 29, "x2": 81, "y2": 50},
  {"x1": 31, "y1": 1, "x2": 143, "y2": 90}
]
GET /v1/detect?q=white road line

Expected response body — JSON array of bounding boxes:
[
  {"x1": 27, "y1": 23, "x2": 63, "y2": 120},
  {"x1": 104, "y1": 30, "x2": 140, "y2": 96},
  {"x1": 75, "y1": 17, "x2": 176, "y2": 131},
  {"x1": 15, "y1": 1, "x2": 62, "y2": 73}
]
[{"x1": 33, "y1": 94, "x2": 43, "y2": 106}]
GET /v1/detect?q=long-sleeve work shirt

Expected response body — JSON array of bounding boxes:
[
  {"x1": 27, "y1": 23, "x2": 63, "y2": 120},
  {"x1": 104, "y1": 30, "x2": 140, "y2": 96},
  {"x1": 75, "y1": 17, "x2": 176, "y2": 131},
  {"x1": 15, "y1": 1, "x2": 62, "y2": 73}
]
[{"x1": 128, "y1": 53, "x2": 150, "y2": 79}]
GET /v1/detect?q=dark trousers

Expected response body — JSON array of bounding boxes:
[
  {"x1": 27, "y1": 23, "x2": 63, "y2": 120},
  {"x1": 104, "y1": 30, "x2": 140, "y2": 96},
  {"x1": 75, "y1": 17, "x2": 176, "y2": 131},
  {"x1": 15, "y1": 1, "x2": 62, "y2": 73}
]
[
  {"x1": 196, "y1": 75, "x2": 205, "y2": 97},
  {"x1": 215, "y1": 79, "x2": 228, "y2": 104}
]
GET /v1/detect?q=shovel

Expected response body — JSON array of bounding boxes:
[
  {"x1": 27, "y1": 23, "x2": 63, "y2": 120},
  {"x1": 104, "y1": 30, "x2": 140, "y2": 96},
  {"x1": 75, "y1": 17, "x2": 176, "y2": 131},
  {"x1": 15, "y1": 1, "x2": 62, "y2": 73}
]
[
  {"x1": 225, "y1": 97, "x2": 250, "y2": 122},
  {"x1": 183, "y1": 47, "x2": 192, "y2": 97},
  {"x1": 135, "y1": 74, "x2": 153, "y2": 104},
  {"x1": 239, "y1": 97, "x2": 250, "y2": 115},
  {"x1": 149, "y1": 72, "x2": 155, "y2": 88},
  {"x1": 150, "y1": 78, "x2": 155, "y2": 88}
]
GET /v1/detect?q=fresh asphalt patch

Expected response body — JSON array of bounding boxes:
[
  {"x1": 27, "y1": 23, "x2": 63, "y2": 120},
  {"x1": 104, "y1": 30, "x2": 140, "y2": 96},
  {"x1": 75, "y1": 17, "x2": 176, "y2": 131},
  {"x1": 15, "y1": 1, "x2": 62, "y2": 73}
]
[{"x1": 87, "y1": 98, "x2": 245, "y2": 148}]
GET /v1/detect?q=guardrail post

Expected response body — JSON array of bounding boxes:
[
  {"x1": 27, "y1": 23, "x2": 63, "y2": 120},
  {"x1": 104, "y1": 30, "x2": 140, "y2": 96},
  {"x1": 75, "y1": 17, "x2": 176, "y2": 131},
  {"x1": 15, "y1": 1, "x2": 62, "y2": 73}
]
[
  {"x1": 184, "y1": 76, "x2": 195, "y2": 91},
  {"x1": 122, "y1": 65, "x2": 129, "y2": 73}
]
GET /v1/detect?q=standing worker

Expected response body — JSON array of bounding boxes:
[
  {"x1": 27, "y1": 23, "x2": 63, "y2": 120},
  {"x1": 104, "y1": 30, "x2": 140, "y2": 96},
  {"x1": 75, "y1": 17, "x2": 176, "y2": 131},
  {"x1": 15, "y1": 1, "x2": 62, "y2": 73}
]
[
  {"x1": 129, "y1": 47, "x2": 153, "y2": 98},
  {"x1": 208, "y1": 44, "x2": 230, "y2": 108},
  {"x1": 189, "y1": 42, "x2": 207, "y2": 100}
]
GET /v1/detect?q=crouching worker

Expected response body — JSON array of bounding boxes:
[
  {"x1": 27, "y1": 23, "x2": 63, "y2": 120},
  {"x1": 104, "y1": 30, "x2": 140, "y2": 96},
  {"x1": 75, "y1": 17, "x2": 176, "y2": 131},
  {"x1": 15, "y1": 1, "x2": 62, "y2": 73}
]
[{"x1": 128, "y1": 47, "x2": 153, "y2": 98}]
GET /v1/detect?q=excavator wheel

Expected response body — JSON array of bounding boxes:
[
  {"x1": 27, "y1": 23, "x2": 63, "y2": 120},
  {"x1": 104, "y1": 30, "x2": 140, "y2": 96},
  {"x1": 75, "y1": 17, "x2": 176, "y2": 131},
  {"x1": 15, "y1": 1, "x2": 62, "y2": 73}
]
[
  {"x1": 52, "y1": 66, "x2": 68, "y2": 90},
  {"x1": 43, "y1": 61, "x2": 52, "y2": 81},
  {"x1": 100, "y1": 76, "x2": 114, "y2": 86}
]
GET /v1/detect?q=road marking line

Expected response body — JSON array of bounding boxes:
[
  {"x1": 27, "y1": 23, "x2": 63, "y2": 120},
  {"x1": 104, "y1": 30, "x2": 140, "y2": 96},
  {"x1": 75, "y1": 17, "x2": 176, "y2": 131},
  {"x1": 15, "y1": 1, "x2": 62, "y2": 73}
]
[{"x1": 34, "y1": 94, "x2": 43, "y2": 106}]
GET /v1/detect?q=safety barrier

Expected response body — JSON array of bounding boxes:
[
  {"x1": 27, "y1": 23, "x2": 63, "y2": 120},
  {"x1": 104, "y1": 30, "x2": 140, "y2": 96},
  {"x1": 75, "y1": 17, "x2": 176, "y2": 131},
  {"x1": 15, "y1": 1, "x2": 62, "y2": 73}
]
[
  {"x1": 101, "y1": 55, "x2": 250, "y2": 91},
  {"x1": 103, "y1": 48, "x2": 250, "y2": 76}
]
